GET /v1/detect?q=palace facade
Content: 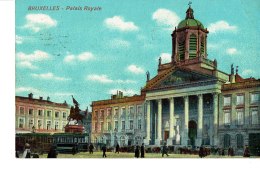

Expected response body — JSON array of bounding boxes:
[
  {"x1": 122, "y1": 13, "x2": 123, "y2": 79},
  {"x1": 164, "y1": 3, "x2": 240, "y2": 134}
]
[
  {"x1": 92, "y1": 5, "x2": 260, "y2": 152},
  {"x1": 15, "y1": 93, "x2": 70, "y2": 133}
]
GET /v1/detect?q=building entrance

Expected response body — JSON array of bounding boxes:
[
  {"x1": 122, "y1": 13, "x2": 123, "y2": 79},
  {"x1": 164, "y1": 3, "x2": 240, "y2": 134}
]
[
  {"x1": 188, "y1": 120, "x2": 197, "y2": 146},
  {"x1": 164, "y1": 131, "x2": 169, "y2": 141}
]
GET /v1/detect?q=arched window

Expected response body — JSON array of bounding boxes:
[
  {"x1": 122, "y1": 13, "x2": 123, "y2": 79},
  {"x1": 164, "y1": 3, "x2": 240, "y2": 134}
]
[
  {"x1": 189, "y1": 34, "x2": 197, "y2": 59},
  {"x1": 200, "y1": 36, "x2": 205, "y2": 56},
  {"x1": 236, "y1": 134, "x2": 244, "y2": 149},
  {"x1": 178, "y1": 41, "x2": 185, "y2": 61},
  {"x1": 224, "y1": 134, "x2": 231, "y2": 148}
]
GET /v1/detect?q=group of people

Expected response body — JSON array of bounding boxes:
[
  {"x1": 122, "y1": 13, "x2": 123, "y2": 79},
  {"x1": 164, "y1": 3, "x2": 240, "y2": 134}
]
[{"x1": 134, "y1": 143, "x2": 145, "y2": 158}]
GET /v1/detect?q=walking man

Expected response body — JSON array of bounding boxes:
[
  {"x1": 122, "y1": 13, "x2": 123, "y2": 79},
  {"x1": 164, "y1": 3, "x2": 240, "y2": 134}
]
[
  {"x1": 141, "y1": 143, "x2": 145, "y2": 158},
  {"x1": 162, "y1": 143, "x2": 169, "y2": 157},
  {"x1": 135, "y1": 144, "x2": 140, "y2": 158},
  {"x1": 89, "y1": 143, "x2": 94, "y2": 154},
  {"x1": 102, "y1": 144, "x2": 107, "y2": 158},
  {"x1": 115, "y1": 143, "x2": 120, "y2": 154}
]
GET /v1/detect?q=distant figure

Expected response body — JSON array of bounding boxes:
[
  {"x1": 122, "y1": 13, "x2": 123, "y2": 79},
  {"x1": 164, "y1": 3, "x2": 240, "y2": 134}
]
[
  {"x1": 199, "y1": 146, "x2": 204, "y2": 158},
  {"x1": 22, "y1": 143, "x2": 31, "y2": 158},
  {"x1": 102, "y1": 144, "x2": 107, "y2": 158},
  {"x1": 140, "y1": 143, "x2": 145, "y2": 158},
  {"x1": 47, "y1": 146, "x2": 57, "y2": 158},
  {"x1": 162, "y1": 143, "x2": 169, "y2": 157},
  {"x1": 243, "y1": 146, "x2": 250, "y2": 157},
  {"x1": 228, "y1": 147, "x2": 234, "y2": 156},
  {"x1": 89, "y1": 143, "x2": 94, "y2": 154},
  {"x1": 135, "y1": 145, "x2": 140, "y2": 158},
  {"x1": 115, "y1": 143, "x2": 120, "y2": 154}
]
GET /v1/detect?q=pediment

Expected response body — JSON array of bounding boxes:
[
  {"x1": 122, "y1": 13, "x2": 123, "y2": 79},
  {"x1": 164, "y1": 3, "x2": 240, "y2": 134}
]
[{"x1": 156, "y1": 69, "x2": 216, "y2": 88}]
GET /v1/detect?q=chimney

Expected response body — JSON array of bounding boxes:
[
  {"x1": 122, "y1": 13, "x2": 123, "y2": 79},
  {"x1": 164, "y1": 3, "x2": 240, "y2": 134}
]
[
  {"x1": 47, "y1": 96, "x2": 50, "y2": 101},
  {"x1": 39, "y1": 96, "x2": 43, "y2": 100},
  {"x1": 28, "y1": 93, "x2": 33, "y2": 99},
  {"x1": 230, "y1": 64, "x2": 235, "y2": 83}
]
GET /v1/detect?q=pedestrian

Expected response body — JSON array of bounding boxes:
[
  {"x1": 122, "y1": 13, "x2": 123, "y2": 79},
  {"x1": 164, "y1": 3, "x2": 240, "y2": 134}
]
[
  {"x1": 243, "y1": 146, "x2": 250, "y2": 157},
  {"x1": 89, "y1": 143, "x2": 94, "y2": 154},
  {"x1": 162, "y1": 143, "x2": 169, "y2": 157},
  {"x1": 22, "y1": 143, "x2": 31, "y2": 158},
  {"x1": 47, "y1": 146, "x2": 57, "y2": 158},
  {"x1": 134, "y1": 144, "x2": 140, "y2": 158},
  {"x1": 199, "y1": 146, "x2": 204, "y2": 158},
  {"x1": 102, "y1": 144, "x2": 107, "y2": 158},
  {"x1": 115, "y1": 143, "x2": 120, "y2": 154},
  {"x1": 141, "y1": 143, "x2": 145, "y2": 158}
]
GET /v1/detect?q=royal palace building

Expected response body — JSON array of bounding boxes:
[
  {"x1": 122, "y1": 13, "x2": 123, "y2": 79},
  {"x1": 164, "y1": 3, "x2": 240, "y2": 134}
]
[
  {"x1": 16, "y1": 93, "x2": 70, "y2": 133},
  {"x1": 92, "y1": 5, "x2": 260, "y2": 152}
]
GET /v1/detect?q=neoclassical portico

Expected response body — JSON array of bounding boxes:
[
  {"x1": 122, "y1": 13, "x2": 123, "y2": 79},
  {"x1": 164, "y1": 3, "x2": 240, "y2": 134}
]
[{"x1": 145, "y1": 80, "x2": 219, "y2": 146}]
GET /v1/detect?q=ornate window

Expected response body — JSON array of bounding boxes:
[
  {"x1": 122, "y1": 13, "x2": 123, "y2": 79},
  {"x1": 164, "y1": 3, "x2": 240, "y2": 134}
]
[
  {"x1": 129, "y1": 106, "x2": 134, "y2": 115},
  {"x1": 55, "y1": 121, "x2": 59, "y2": 130},
  {"x1": 137, "y1": 105, "x2": 142, "y2": 115},
  {"x1": 46, "y1": 120, "x2": 51, "y2": 130},
  {"x1": 62, "y1": 112, "x2": 67, "y2": 119},
  {"x1": 224, "y1": 110, "x2": 231, "y2": 126},
  {"x1": 107, "y1": 108, "x2": 112, "y2": 116},
  {"x1": 250, "y1": 93, "x2": 260, "y2": 104},
  {"x1": 37, "y1": 120, "x2": 42, "y2": 129},
  {"x1": 121, "y1": 121, "x2": 125, "y2": 130},
  {"x1": 47, "y1": 110, "x2": 51, "y2": 117},
  {"x1": 236, "y1": 94, "x2": 244, "y2": 105},
  {"x1": 107, "y1": 122, "x2": 111, "y2": 131},
  {"x1": 236, "y1": 134, "x2": 243, "y2": 149},
  {"x1": 224, "y1": 134, "x2": 231, "y2": 148},
  {"x1": 121, "y1": 108, "x2": 126, "y2": 116},
  {"x1": 29, "y1": 119, "x2": 34, "y2": 129},
  {"x1": 236, "y1": 109, "x2": 244, "y2": 125},
  {"x1": 19, "y1": 118, "x2": 24, "y2": 128},
  {"x1": 129, "y1": 120, "x2": 134, "y2": 130},
  {"x1": 138, "y1": 119, "x2": 142, "y2": 130},
  {"x1": 38, "y1": 109, "x2": 43, "y2": 116},
  {"x1": 19, "y1": 107, "x2": 25, "y2": 115},
  {"x1": 100, "y1": 122, "x2": 104, "y2": 131},
  {"x1": 114, "y1": 121, "x2": 118, "y2": 131},
  {"x1": 223, "y1": 96, "x2": 231, "y2": 106},
  {"x1": 251, "y1": 109, "x2": 259, "y2": 125},
  {"x1": 55, "y1": 111, "x2": 59, "y2": 118},
  {"x1": 29, "y1": 108, "x2": 33, "y2": 115},
  {"x1": 114, "y1": 108, "x2": 119, "y2": 117}
]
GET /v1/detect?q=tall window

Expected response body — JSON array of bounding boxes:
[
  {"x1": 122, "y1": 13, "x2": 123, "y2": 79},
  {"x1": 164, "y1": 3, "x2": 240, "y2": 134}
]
[
  {"x1": 107, "y1": 122, "x2": 111, "y2": 131},
  {"x1": 107, "y1": 108, "x2": 112, "y2": 116},
  {"x1": 29, "y1": 119, "x2": 33, "y2": 129},
  {"x1": 114, "y1": 108, "x2": 119, "y2": 116},
  {"x1": 237, "y1": 110, "x2": 244, "y2": 125},
  {"x1": 138, "y1": 119, "x2": 142, "y2": 130},
  {"x1": 100, "y1": 122, "x2": 104, "y2": 131},
  {"x1": 101, "y1": 110, "x2": 105, "y2": 117},
  {"x1": 115, "y1": 121, "x2": 118, "y2": 131},
  {"x1": 47, "y1": 121, "x2": 51, "y2": 130},
  {"x1": 38, "y1": 110, "x2": 43, "y2": 116},
  {"x1": 29, "y1": 108, "x2": 33, "y2": 115},
  {"x1": 129, "y1": 106, "x2": 134, "y2": 115},
  {"x1": 251, "y1": 109, "x2": 259, "y2": 125},
  {"x1": 178, "y1": 40, "x2": 185, "y2": 61},
  {"x1": 55, "y1": 121, "x2": 59, "y2": 130},
  {"x1": 62, "y1": 112, "x2": 67, "y2": 119},
  {"x1": 224, "y1": 111, "x2": 231, "y2": 126},
  {"x1": 121, "y1": 108, "x2": 126, "y2": 116},
  {"x1": 55, "y1": 112, "x2": 59, "y2": 118},
  {"x1": 122, "y1": 121, "x2": 125, "y2": 130},
  {"x1": 236, "y1": 94, "x2": 244, "y2": 105},
  {"x1": 250, "y1": 93, "x2": 260, "y2": 104},
  {"x1": 189, "y1": 34, "x2": 197, "y2": 59},
  {"x1": 37, "y1": 120, "x2": 42, "y2": 129},
  {"x1": 224, "y1": 96, "x2": 231, "y2": 106},
  {"x1": 200, "y1": 36, "x2": 205, "y2": 56},
  {"x1": 130, "y1": 120, "x2": 133, "y2": 130},
  {"x1": 224, "y1": 134, "x2": 231, "y2": 148},
  {"x1": 20, "y1": 107, "x2": 25, "y2": 115},
  {"x1": 137, "y1": 105, "x2": 142, "y2": 115},
  {"x1": 47, "y1": 110, "x2": 51, "y2": 117},
  {"x1": 236, "y1": 134, "x2": 244, "y2": 149},
  {"x1": 19, "y1": 118, "x2": 24, "y2": 128}
]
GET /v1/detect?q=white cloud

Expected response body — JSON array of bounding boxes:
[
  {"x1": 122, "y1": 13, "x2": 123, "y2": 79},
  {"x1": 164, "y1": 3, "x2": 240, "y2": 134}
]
[
  {"x1": 242, "y1": 69, "x2": 255, "y2": 77},
  {"x1": 127, "y1": 64, "x2": 145, "y2": 74},
  {"x1": 226, "y1": 48, "x2": 238, "y2": 55},
  {"x1": 109, "y1": 38, "x2": 130, "y2": 48},
  {"x1": 64, "y1": 52, "x2": 94, "y2": 63},
  {"x1": 18, "y1": 61, "x2": 38, "y2": 69},
  {"x1": 104, "y1": 16, "x2": 139, "y2": 32},
  {"x1": 152, "y1": 9, "x2": 180, "y2": 30},
  {"x1": 24, "y1": 14, "x2": 57, "y2": 32},
  {"x1": 16, "y1": 50, "x2": 50, "y2": 62},
  {"x1": 208, "y1": 20, "x2": 237, "y2": 33},
  {"x1": 16, "y1": 35, "x2": 23, "y2": 44},
  {"x1": 158, "y1": 53, "x2": 171, "y2": 63},
  {"x1": 108, "y1": 89, "x2": 138, "y2": 96},
  {"x1": 16, "y1": 87, "x2": 41, "y2": 94},
  {"x1": 31, "y1": 72, "x2": 70, "y2": 81},
  {"x1": 86, "y1": 74, "x2": 136, "y2": 84}
]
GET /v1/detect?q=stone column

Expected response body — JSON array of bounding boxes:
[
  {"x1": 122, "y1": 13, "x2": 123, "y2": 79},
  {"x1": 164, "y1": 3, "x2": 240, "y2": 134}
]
[
  {"x1": 144, "y1": 100, "x2": 151, "y2": 145},
  {"x1": 167, "y1": 97, "x2": 175, "y2": 145},
  {"x1": 196, "y1": 94, "x2": 203, "y2": 146},
  {"x1": 183, "y1": 96, "x2": 189, "y2": 146},
  {"x1": 213, "y1": 93, "x2": 219, "y2": 146},
  {"x1": 155, "y1": 99, "x2": 162, "y2": 145}
]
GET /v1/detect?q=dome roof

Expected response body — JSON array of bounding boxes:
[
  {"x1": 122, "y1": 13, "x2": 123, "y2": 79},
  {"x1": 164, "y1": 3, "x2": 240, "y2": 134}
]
[
  {"x1": 177, "y1": 5, "x2": 204, "y2": 29},
  {"x1": 177, "y1": 18, "x2": 204, "y2": 29}
]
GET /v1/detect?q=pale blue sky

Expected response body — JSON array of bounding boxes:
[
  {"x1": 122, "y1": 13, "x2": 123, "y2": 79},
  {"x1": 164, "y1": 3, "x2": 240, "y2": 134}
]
[{"x1": 15, "y1": 0, "x2": 260, "y2": 110}]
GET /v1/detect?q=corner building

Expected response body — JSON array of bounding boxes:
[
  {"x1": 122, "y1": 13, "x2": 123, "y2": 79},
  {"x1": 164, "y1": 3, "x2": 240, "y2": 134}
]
[{"x1": 92, "y1": 5, "x2": 260, "y2": 153}]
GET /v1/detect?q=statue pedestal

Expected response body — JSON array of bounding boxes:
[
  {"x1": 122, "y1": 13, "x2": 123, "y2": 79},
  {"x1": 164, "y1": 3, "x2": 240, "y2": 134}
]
[{"x1": 176, "y1": 134, "x2": 181, "y2": 145}]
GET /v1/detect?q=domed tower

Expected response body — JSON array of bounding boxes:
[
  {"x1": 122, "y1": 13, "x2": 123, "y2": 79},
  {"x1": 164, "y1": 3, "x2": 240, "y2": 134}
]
[{"x1": 171, "y1": 4, "x2": 208, "y2": 65}]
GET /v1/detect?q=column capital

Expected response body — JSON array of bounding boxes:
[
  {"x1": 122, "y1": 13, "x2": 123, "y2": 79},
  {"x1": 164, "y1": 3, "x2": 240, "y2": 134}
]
[
  {"x1": 212, "y1": 92, "x2": 219, "y2": 97},
  {"x1": 157, "y1": 99, "x2": 162, "y2": 103},
  {"x1": 183, "y1": 95, "x2": 189, "y2": 100},
  {"x1": 197, "y1": 94, "x2": 203, "y2": 98}
]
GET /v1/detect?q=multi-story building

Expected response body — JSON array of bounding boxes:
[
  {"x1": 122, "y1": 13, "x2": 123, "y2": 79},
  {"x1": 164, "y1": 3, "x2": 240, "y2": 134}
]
[
  {"x1": 15, "y1": 93, "x2": 70, "y2": 133},
  {"x1": 91, "y1": 4, "x2": 260, "y2": 153},
  {"x1": 91, "y1": 91, "x2": 145, "y2": 147}
]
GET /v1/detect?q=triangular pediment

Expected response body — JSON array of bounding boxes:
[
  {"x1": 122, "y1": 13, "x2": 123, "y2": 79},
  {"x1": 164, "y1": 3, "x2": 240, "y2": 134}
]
[{"x1": 155, "y1": 68, "x2": 216, "y2": 88}]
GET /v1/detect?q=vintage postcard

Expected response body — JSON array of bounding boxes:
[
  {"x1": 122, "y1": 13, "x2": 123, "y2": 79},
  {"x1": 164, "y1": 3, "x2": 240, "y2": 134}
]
[{"x1": 15, "y1": 0, "x2": 260, "y2": 159}]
